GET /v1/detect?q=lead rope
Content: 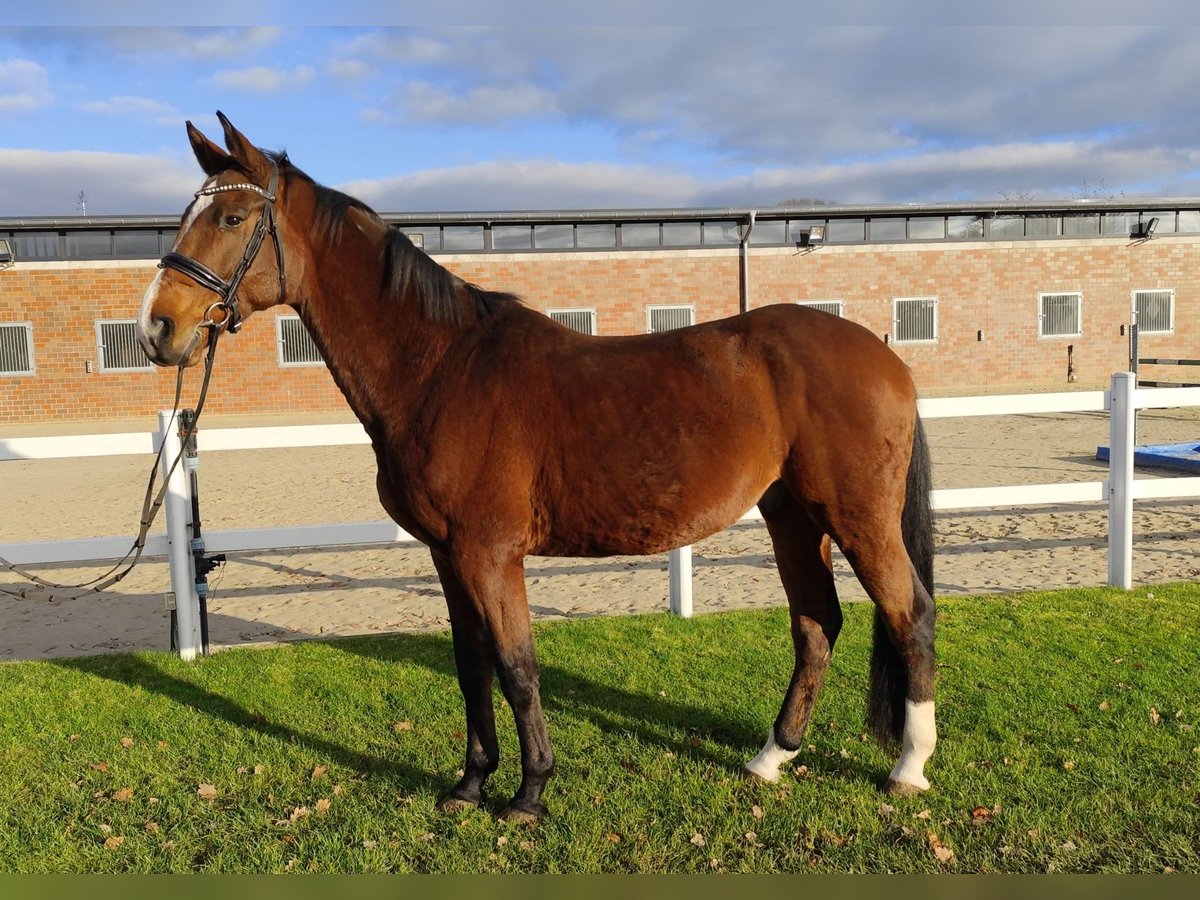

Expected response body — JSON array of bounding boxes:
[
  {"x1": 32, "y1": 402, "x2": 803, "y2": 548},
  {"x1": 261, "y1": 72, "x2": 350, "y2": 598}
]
[{"x1": 0, "y1": 328, "x2": 223, "y2": 602}]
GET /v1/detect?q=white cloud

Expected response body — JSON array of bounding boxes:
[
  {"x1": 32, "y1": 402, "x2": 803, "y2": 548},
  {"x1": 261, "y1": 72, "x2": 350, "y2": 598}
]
[
  {"x1": 80, "y1": 95, "x2": 185, "y2": 127},
  {"x1": 0, "y1": 148, "x2": 199, "y2": 216},
  {"x1": 210, "y1": 64, "x2": 315, "y2": 93},
  {"x1": 0, "y1": 58, "x2": 52, "y2": 111},
  {"x1": 392, "y1": 81, "x2": 559, "y2": 124}
]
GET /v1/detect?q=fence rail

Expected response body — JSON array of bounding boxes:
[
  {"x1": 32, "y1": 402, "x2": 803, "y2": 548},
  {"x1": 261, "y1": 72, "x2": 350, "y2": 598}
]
[{"x1": 3, "y1": 374, "x2": 1200, "y2": 659}]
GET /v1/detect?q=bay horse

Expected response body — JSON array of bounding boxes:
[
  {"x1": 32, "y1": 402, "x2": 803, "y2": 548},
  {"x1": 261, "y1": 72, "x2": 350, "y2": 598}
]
[{"x1": 136, "y1": 113, "x2": 937, "y2": 825}]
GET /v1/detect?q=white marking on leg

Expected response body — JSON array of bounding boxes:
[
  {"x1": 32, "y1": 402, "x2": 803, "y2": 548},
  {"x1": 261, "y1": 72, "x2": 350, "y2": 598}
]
[
  {"x1": 745, "y1": 728, "x2": 799, "y2": 783},
  {"x1": 888, "y1": 700, "x2": 936, "y2": 791}
]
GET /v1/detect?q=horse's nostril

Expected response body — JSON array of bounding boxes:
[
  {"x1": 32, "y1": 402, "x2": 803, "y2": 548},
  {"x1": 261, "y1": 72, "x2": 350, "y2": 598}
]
[{"x1": 152, "y1": 315, "x2": 175, "y2": 344}]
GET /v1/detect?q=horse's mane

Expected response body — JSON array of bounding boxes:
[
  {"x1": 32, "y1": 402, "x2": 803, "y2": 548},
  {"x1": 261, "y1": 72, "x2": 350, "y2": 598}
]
[{"x1": 269, "y1": 151, "x2": 519, "y2": 327}]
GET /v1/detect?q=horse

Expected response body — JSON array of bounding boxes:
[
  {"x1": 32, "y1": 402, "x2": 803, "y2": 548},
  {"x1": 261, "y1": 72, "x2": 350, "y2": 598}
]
[{"x1": 136, "y1": 113, "x2": 937, "y2": 825}]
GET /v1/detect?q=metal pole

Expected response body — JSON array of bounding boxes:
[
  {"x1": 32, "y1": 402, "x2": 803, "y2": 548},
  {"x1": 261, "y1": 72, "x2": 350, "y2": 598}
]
[
  {"x1": 1107, "y1": 373, "x2": 1135, "y2": 589},
  {"x1": 668, "y1": 545, "x2": 693, "y2": 618},
  {"x1": 181, "y1": 409, "x2": 217, "y2": 657},
  {"x1": 160, "y1": 409, "x2": 202, "y2": 660}
]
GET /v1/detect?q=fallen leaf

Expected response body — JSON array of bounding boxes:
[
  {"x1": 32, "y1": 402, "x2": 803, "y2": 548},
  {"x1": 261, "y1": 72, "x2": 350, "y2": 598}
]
[
  {"x1": 312, "y1": 765, "x2": 328, "y2": 780},
  {"x1": 145, "y1": 822, "x2": 160, "y2": 833},
  {"x1": 393, "y1": 721, "x2": 413, "y2": 732},
  {"x1": 149, "y1": 797, "x2": 159, "y2": 805},
  {"x1": 68, "y1": 734, "x2": 81, "y2": 742},
  {"x1": 362, "y1": 839, "x2": 378, "y2": 849},
  {"x1": 104, "y1": 836, "x2": 125, "y2": 849},
  {"x1": 289, "y1": 806, "x2": 310, "y2": 822},
  {"x1": 315, "y1": 798, "x2": 331, "y2": 813},
  {"x1": 1062, "y1": 760, "x2": 1076, "y2": 771},
  {"x1": 927, "y1": 831, "x2": 954, "y2": 865},
  {"x1": 970, "y1": 805, "x2": 993, "y2": 824},
  {"x1": 90, "y1": 762, "x2": 109, "y2": 773},
  {"x1": 1099, "y1": 701, "x2": 1110, "y2": 711},
  {"x1": 744, "y1": 831, "x2": 764, "y2": 848},
  {"x1": 160, "y1": 840, "x2": 176, "y2": 850},
  {"x1": 99, "y1": 824, "x2": 112, "y2": 834},
  {"x1": 751, "y1": 804, "x2": 764, "y2": 820},
  {"x1": 915, "y1": 809, "x2": 932, "y2": 820},
  {"x1": 520, "y1": 840, "x2": 534, "y2": 851},
  {"x1": 112, "y1": 787, "x2": 134, "y2": 802},
  {"x1": 333, "y1": 785, "x2": 344, "y2": 796},
  {"x1": 1150, "y1": 707, "x2": 1161, "y2": 725},
  {"x1": 120, "y1": 737, "x2": 134, "y2": 749},
  {"x1": 157, "y1": 740, "x2": 170, "y2": 749},
  {"x1": 606, "y1": 833, "x2": 621, "y2": 843},
  {"x1": 1062, "y1": 840, "x2": 1077, "y2": 851},
  {"x1": 496, "y1": 836, "x2": 508, "y2": 848},
  {"x1": 420, "y1": 832, "x2": 436, "y2": 843},
  {"x1": 878, "y1": 803, "x2": 895, "y2": 817},
  {"x1": 196, "y1": 783, "x2": 217, "y2": 800},
  {"x1": 690, "y1": 832, "x2": 707, "y2": 847}
]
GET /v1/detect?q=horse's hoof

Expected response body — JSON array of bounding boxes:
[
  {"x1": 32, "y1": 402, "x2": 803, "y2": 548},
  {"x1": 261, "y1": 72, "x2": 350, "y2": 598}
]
[
  {"x1": 498, "y1": 802, "x2": 547, "y2": 826},
  {"x1": 883, "y1": 778, "x2": 927, "y2": 797},
  {"x1": 437, "y1": 795, "x2": 479, "y2": 814},
  {"x1": 742, "y1": 766, "x2": 778, "y2": 784}
]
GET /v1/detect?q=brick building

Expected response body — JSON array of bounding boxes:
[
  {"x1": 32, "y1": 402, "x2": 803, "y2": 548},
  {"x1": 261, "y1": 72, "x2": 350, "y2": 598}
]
[{"x1": 1, "y1": 201, "x2": 1196, "y2": 424}]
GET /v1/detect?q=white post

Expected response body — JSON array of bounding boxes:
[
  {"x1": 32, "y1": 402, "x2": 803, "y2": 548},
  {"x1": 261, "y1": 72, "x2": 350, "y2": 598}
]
[
  {"x1": 1107, "y1": 373, "x2": 1135, "y2": 589},
  {"x1": 159, "y1": 410, "x2": 202, "y2": 660},
  {"x1": 668, "y1": 545, "x2": 693, "y2": 617}
]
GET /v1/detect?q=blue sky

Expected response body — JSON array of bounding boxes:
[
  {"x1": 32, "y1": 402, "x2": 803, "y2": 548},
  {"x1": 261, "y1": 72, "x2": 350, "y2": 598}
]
[{"x1": 6, "y1": 20, "x2": 1200, "y2": 217}]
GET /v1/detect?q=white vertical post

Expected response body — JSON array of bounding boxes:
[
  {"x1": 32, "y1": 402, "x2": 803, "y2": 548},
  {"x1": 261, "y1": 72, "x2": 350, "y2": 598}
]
[
  {"x1": 160, "y1": 410, "x2": 202, "y2": 660},
  {"x1": 1107, "y1": 373, "x2": 1135, "y2": 589},
  {"x1": 668, "y1": 545, "x2": 693, "y2": 617}
]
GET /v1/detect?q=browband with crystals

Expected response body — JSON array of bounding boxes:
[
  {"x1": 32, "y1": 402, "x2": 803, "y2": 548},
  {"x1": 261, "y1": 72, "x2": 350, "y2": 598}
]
[{"x1": 196, "y1": 181, "x2": 275, "y2": 200}]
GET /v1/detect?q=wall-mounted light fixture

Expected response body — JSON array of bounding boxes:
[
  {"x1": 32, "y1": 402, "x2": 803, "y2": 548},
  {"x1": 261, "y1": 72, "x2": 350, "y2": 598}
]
[
  {"x1": 796, "y1": 224, "x2": 826, "y2": 249},
  {"x1": 1131, "y1": 216, "x2": 1159, "y2": 241},
  {"x1": 0, "y1": 238, "x2": 14, "y2": 268}
]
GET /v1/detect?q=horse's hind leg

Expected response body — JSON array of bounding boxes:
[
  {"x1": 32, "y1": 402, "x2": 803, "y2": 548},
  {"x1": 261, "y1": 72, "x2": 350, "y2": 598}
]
[
  {"x1": 431, "y1": 551, "x2": 500, "y2": 812},
  {"x1": 836, "y1": 527, "x2": 937, "y2": 795},
  {"x1": 745, "y1": 485, "x2": 843, "y2": 782}
]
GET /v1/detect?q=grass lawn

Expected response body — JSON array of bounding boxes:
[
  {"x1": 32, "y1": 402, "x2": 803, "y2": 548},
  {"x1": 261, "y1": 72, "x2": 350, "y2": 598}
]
[{"x1": 0, "y1": 583, "x2": 1197, "y2": 873}]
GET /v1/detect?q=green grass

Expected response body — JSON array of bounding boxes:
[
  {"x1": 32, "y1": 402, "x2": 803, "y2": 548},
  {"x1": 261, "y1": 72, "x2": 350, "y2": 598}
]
[{"x1": 1, "y1": 584, "x2": 1197, "y2": 873}]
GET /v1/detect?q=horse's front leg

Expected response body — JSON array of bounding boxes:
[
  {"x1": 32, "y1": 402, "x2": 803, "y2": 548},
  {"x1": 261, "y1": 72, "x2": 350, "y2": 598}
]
[
  {"x1": 431, "y1": 551, "x2": 499, "y2": 812},
  {"x1": 454, "y1": 545, "x2": 555, "y2": 825}
]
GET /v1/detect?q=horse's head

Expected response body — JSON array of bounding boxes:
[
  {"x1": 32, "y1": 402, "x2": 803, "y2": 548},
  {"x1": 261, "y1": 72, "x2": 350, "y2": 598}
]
[{"x1": 137, "y1": 112, "x2": 287, "y2": 367}]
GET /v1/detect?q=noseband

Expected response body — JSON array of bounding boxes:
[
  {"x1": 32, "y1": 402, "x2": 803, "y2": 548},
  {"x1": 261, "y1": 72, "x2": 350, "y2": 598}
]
[{"x1": 158, "y1": 165, "x2": 286, "y2": 334}]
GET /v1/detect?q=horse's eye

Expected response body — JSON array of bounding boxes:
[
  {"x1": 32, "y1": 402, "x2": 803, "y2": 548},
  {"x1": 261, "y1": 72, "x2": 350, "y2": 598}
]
[{"x1": 223, "y1": 214, "x2": 244, "y2": 228}]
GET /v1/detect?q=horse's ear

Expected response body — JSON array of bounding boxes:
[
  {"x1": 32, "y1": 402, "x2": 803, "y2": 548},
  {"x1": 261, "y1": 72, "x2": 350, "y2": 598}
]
[
  {"x1": 187, "y1": 121, "x2": 230, "y2": 177},
  {"x1": 216, "y1": 111, "x2": 270, "y2": 177}
]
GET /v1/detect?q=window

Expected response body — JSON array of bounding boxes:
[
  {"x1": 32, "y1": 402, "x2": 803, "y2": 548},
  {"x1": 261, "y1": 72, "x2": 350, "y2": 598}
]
[
  {"x1": 576, "y1": 223, "x2": 616, "y2": 248},
  {"x1": 797, "y1": 300, "x2": 844, "y2": 317},
  {"x1": 990, "y1": 215, "x2": 1024, "y2": 238},
  {"x1": 704, "y1": 221, "x2": 741, "y2": 245},
  {"x1": 947, "y1": 216, "x2": 984, "y2": 239},
  {"x1": 66, "y1": 231, "x2": 113, "y2": 257},
  {"x1": 908, "y1": 217, "x2": 946, "y2": 240},
  {"x1": 1102, "y1": 212, "x2": 1138, "y2": 236},
  {"x1": 868, "y1": 218, "x2": 906, "y2": 242},
  {"x1": 401, "y1": 227, "x2": 438, "y2": 251},
  {"x1": 114, "y1": 231, "x2": 163, "y2": 257},
  {"x1": 621, "y1": 223, "x2": 660, "y2": 248},
  {"x1": 491, "y1": 225, "x2": 532, "y2": 251},
  {"x1": 1134, "y1": 289, "x2": 1174, "y2": 334},
  {"x1": 13, "y1": 232, "x2": 60, "y2": 259},
  {"x1": 442, "y1": 226, "x2": 484, "y2": 252},
  {"x1": 748, "y1": 220, "x2": 786, "y2": 245},
  {"x1": 893, "y1": 297, "x2": 938, "y2": 343},
  {"x1": 662, "y1": 222, "x2": 702, "y2": 247},
  {"x1": 96, "y1": 320, "x2": 152, "y2": 372},
  {"x1": 1062, "y1": 213, "x2": 1099, "y2": 236},
  {"x1": 826, "y1": 218, "x2": 865, "y2": 242},
  {"x1": 0, "y1": 323, "x2": 34, "y2": 376},
  {"x1": 1038, "y1": 292, "x2": 1082, "y2": 337},
  {"x1": 277, "y1": 315, "x2": 324, "y2": 366},
  {"x1": 534, "y1": 224, "x2": 574, "y2": 249},
  {"x1": 1024, "y1": 214, "x2": 1061, "y2": 237},
  {"x1": 549, "y1": 308, "x2": 596, "y2": 335},
  {"x1": 647, "y1": 305, "x2": 694, "y2": 332}
]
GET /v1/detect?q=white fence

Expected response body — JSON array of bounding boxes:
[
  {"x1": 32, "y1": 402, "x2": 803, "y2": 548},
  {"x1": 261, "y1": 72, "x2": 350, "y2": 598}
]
[{"x1": 3, "y1": 372, "x2": 1199, "y2": 660}]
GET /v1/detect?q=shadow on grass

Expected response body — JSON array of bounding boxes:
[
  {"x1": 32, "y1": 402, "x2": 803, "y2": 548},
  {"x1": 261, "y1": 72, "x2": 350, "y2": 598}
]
[{"x1": 46, "y1": 617, "x2": 891, "y2": 798}]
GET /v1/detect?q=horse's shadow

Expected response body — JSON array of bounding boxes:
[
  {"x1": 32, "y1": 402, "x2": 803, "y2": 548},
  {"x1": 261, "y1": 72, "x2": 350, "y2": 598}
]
[{"x1": 50, "y1": 620, "x2": 888, "y2": 798}]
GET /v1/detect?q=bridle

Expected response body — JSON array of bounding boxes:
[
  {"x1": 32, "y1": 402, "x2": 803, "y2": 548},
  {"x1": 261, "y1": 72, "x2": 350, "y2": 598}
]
[
  {"x1": 0, "y1": 165, "x2": 288, "y2": 604},
  {"x1": 158, "y1": 163, "x2": 287, "y2": 335}
]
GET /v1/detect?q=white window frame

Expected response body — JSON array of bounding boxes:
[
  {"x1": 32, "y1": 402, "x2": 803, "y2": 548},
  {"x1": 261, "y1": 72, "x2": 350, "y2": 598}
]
[
  {"x1": 95, "y1": 319, "x2": 153, "y2": 373},
  {"x1": 276, "y1": 314, "x2": 326, "y2": 368},
  {"x1": 796, "y1": 300, "x2": 844, "y2": 317},
  {"x1": 1132, "y1": 288, "x2": 1175, "y2": 335},
  {"x1": 0, "y1": 322, "x2": 35, "y2": 377},
  {"x1": 646, "y1": 304, "x2": 695, "y2": 333},
  {"x1": 891, "y1": 297, "x2": 939, "y2": 344},
  {"x1": 1037, "y1": 291, "x2": 1083, "y2": 339},
  {"x1": 547, "y1": 307, "x2": 598, "y2": 335}
]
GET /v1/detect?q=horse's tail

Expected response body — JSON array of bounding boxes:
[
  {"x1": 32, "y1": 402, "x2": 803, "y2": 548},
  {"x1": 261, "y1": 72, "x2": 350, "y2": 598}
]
[{"x1": 867, "y1": 413, "x2": 935, "y2": 743}]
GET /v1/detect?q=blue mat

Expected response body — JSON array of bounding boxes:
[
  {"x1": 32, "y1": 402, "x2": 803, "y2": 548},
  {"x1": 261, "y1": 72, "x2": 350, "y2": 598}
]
[{"x1": 1095, "y1": 441, "x2": 1200, "y2": 472}]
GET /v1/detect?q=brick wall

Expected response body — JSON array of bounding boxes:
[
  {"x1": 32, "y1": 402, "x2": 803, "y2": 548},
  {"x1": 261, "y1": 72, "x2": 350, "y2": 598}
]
[{"x1": 1, "y1": 236, "x2": 1196, "y2": 424}]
